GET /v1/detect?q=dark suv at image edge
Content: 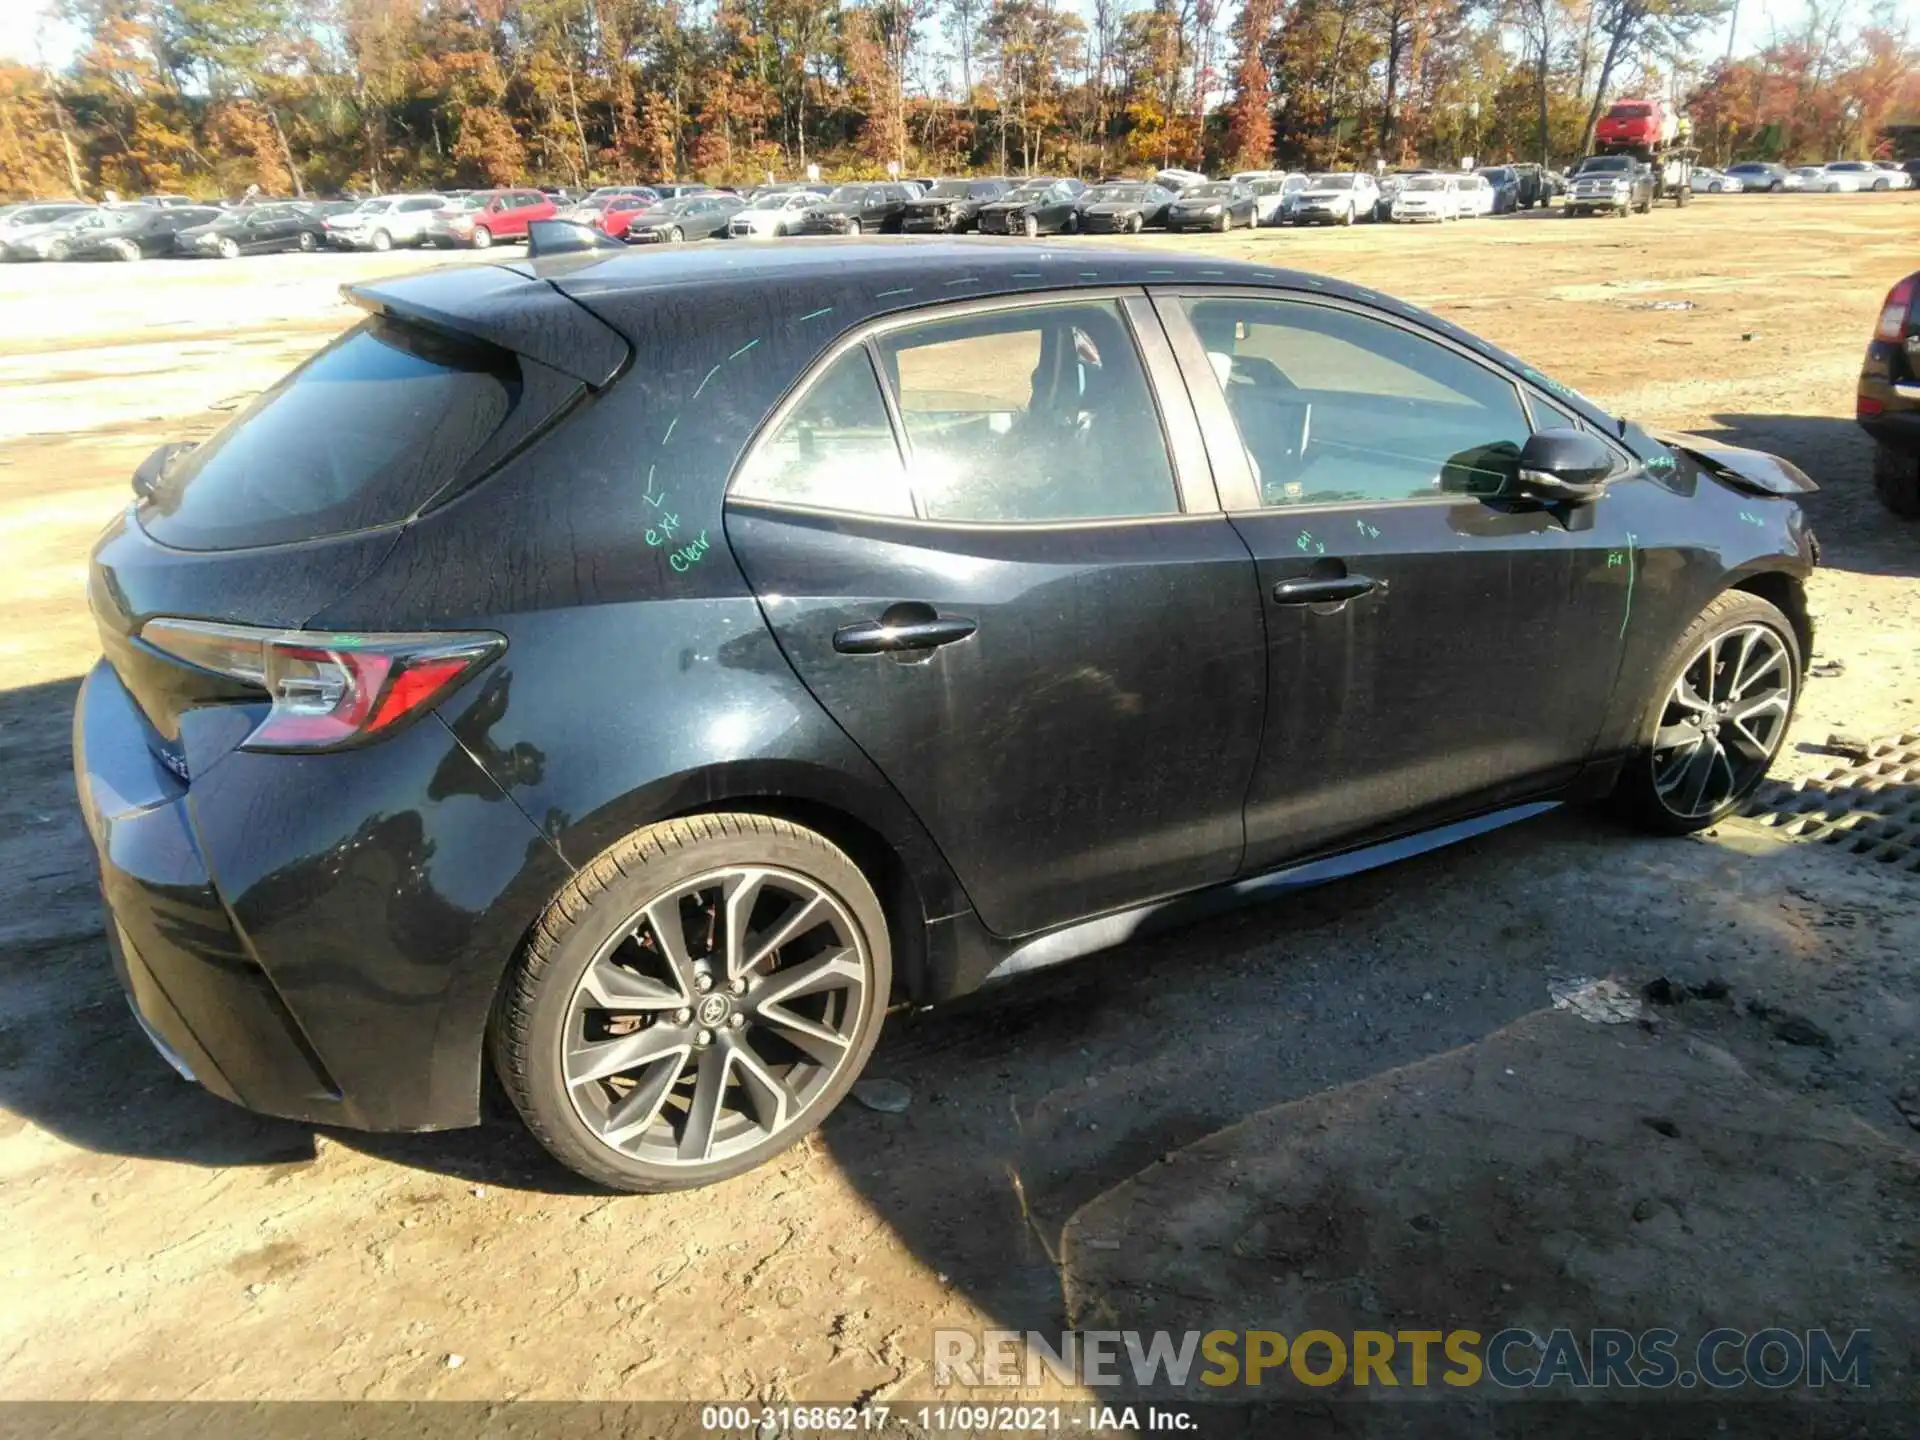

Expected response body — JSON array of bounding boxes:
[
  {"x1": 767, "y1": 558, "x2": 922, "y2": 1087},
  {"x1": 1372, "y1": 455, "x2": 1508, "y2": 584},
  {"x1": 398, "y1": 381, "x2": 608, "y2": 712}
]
[
  {"x1": 75, "y1": 241, "x2": 1819, "y2": 1193},
  {"x1": 1858, "y1": 270, "x2": 1920, "y2": 516}
]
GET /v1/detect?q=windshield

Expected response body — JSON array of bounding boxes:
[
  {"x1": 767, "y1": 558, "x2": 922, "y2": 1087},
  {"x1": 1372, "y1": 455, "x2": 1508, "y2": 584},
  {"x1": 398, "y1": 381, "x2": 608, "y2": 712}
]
[
  {"x1": 652, "y1": 199, "x2": 694, "y2": 215},
  {"x1": 1406, "y1": 176, "x2": 1449, "y2": 191},
  {"x1": 356, "y1": 199, "x2": 393, "y2": 213},
  {"x1": 1308, "y1": 174, "x2": 1354, "y2": 189},
  {"x1": 1183, "y1": 183, "x2": 1232, "y2": 199},
  {"x1": 1615, "y1": 104, "x2": 1652, "y2": 116},
  {"x1": 926, "y1": 180, "x2": 973, "y2": 198},
  {"x1": 443, "y1": 195, "x2": 485, "y2": 211},
  {"x1": 1250, "y1": 180, "x2": 1286, "y2": 195},
  {"x1": 1093, "y1": 185, "x2": 1148, "y2": 201},
  {"x1": 826, "y1": 186, "x2": 868, "y2": 203},
  {"x1": 1578, "y1": 157, "x2": 1631, "y2": 174},
  {"x1": 1482, "y1": 168, "x2": 1514, "y2": 182},
  {"x1": 1006, "y1": 183, "x2": 1050, "y2": 200},
  {"x1": 781, "y1": 193, "x2": 821, "y2": 209}
]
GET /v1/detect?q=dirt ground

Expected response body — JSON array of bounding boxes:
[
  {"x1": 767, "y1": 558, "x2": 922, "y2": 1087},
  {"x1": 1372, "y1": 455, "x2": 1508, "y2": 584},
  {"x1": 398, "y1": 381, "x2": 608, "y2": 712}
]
[{"x1": 1, "y1": 197, "x2": 1917, "y2": 1420}]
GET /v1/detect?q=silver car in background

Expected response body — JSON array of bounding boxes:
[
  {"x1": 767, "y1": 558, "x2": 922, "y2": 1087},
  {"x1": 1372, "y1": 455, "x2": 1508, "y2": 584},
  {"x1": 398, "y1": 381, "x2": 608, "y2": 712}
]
[{"x1": 323, "y1": 194, "x2": 446, "y2": 251}]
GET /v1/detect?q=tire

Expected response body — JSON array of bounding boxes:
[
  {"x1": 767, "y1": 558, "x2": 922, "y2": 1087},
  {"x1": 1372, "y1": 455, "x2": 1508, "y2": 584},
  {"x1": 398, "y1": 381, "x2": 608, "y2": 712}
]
[
  {"x1": 471, "y1": 225, "x2": 493, "y2": 249},
  {"x1": 1770, "y1": 180, "x2": 1783, "y2": 192},
  {"x1": 370, "y1": 229, "x2": 392, "y2": 252},
  {"x1": 667, "y1": 226, "x2": 684, "y2": 244},
  {"x1": 47, "y1": 240, "x2": 69, "y2": 261},
  {"x1": 1213, "y1": 210, "x2": 1229, "y2": 232},
  {"x1": 492, "y1": 813, "x2": 893, "y2": 1193},
  {"x1": 297, "y1": 230, "x2": 317, "y2": 251},
  {"x1": 1874, "y1": 179, "x2": 1890, "y2": 192},
  {"x1": 1611, "y1": 589, "x2": 1802, "y2": 835},
  {"x1": 1023, "y1": 213, "x2": 1039, "y2": 239},
  {"x1": 1127, "y1": 212, "x2": 1143, "y2": 234},
  {"x1": 1341, "y1": 203, "x2": 1355, "y2": 227},
  {"x1": 845, "y1": 219, "x2": 861, "y2": 236},
  {"x1": 1873, "y1": 442, "x2": 1920, "y2": 518}
]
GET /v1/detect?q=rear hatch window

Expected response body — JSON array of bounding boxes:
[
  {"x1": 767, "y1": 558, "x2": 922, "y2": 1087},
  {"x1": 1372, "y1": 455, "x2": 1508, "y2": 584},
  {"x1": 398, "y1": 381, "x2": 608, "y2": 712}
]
[{"x1": 140, "y1": 316, "x2": 519, "y2": 550}]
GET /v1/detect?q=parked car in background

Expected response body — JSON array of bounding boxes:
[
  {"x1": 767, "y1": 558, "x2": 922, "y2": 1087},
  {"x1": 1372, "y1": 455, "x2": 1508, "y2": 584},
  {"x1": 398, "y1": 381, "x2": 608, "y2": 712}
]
[
  {"x1": 1723, "y1": 162, "x2": 1799, "y2": 192},
  {"x1": 1076, "y1": 181, "x2": 1175, "y2": 233},
  {"x1": 977, "y1": 178, "x2": 1088, "y2": 235},
  {"x1": 4, "y1": 206, "x2": 111, "y2": 261},
  {"x1": 1164, "y1": 180, "x2": 1258, "y2": 232},
  {"x1": 649, "y1": 183, "x2": 716, "y2": 201},
  {"x1": 134, "y1": 194, "x2": 196, "y2": 208},
  {"x1": 1566, "y1": 155, "x2": 1653, "y2": 215},
  {"x1": 1375, "y1": 168, "x2": 1434, "y2": 221},
  {"x1": 556, "y1": 190, "x2": 656, "y2": 235},
  {"x1": 1510, "y1": 163, "x2": 1552, "y2": 209},
  {"x1": 70, "y1": 204, "x2": 224, "y2": 260},
  {"x1": 899, "y1": 178, "x2": 1010, "y2": 233},
  {"x1": 1858, "y1": 270, "x2": 1920, "y2": 517},
  {"x1": 430, "y1": 188, "x2": 556, "y2": 248},
  {"x1": 1390, "y1": 173, "x2": 1461, "y2": 222},
  {"x1": 1871, "y1": 162, "x2": 1914, "y2": 191},
  {"x1": 1691, "y1": 167, "x2": 1743, "y2": 193},
  {"x1": 1153, "y1": 168, "x2": 1210, "y2": 193},
  {"x1": 1247, "y1": 174, "x2": 1306, "y2": 226},
  {"x1": 793, "y1": 183, "x2": 914, "y2": 236},
  {"x1": 625, "y1": 193, "x2": 744, "y2": 243},
  {"x1": 1901, "y1": 159, "x2": 1920, "y2": 189},
  {"x1": 176, "y1": 202, "x2": 330, "y2": 258},
  {"x1": 1821, "y1": 160, "x2": 1896, "y2": 191},
  {"x1": 1291, "y1": 172, "x2": 1380, "y2": 226},
  {"x1": 1476, "y1": 166, "x2": 1520, "y2": 213},
  {"x1": 75, "y1": 241, "x2": 1820, "y2": 1194},
  {"x1": 325, "y1": 194, "x2": 445, "y2": 250},
  {"x1": 1456, "y1": 172, "x2": 1497, "y2": 217},
  {"x1": 0, "y1": 202, "x2": 95, "y2": 249},
  {"x1": 1798, "y1": 165, "x2": 1860, "y2": 193},
  {"x1": 727, "y1": 189, "x2": 829, "y2": 238}
]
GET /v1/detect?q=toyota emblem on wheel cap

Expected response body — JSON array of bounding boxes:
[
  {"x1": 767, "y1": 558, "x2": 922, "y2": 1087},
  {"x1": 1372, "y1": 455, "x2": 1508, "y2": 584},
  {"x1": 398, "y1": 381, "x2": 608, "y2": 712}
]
[{"x1": 697, "y1": 994, "x2": 731, "y2": 1027}]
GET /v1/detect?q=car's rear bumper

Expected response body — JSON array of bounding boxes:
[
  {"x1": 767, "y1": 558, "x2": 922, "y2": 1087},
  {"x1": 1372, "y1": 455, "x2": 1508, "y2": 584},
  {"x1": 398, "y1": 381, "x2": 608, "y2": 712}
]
[
  {"x1": 73, "y1": 658, "x2": 554, "y2": 1133},
  {"x1": 1859, "y1": 354, "x2": 1920, "y2": 456}
]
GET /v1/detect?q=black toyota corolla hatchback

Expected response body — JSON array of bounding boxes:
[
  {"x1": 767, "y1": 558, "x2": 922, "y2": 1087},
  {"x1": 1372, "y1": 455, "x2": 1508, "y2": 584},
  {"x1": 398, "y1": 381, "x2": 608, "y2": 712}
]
[{"x1": 76, "y1": 239, "x2": 1819, "y2": 1191}]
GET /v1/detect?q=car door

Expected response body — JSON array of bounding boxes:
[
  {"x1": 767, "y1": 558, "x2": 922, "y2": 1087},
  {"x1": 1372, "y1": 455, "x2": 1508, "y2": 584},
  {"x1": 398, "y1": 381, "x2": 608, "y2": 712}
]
[
  {"x1": 1154, "y1": 289, "x2": 1629, "y2": 872},
  {"x1": 723, "y1": 291, "x2": 1266, "y2": 938}
]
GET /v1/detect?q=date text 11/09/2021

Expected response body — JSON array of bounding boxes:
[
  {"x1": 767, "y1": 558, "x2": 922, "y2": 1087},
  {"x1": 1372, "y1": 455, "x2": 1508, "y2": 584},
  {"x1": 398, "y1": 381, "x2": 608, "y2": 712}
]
[{"x1": 699, "y1": 1406, "x2": 1193, "y2": 1433}]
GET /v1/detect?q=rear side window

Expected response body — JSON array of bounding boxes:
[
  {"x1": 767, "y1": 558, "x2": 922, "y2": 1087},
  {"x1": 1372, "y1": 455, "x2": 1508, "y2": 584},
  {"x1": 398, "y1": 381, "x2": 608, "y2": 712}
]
[{"x1": 141, "y1": 317, "x2": 518, "y2": 550}]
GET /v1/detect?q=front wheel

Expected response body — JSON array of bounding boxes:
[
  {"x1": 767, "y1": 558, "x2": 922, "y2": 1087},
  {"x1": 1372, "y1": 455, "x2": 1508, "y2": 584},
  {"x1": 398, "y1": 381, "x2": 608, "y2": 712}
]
[
  {"x1": 1127, "y1": 212, "x2": 1143, "y2": 234},
  {"x1": 667, "y1": 226, "x2": 684, "y2": 244},
  {"x1": 492, "y1": 814, "x2": 892, "y2": 1192},
  {"x1": 470, "y1": 225, "x2": 493, "y2": 249},
  {"x1": 1611, "y1": 590, "x2": 1801, "y2": 834},
  {"x1": 297, "y1": 230, "x2": 317, "y2": 251},
  {"x1": 217, "y1": 237, "x2": 241, "y2": 260},
  {"x1": 1341, "y1": 204, "x2": 1355, "y2": 227},
  {"x1": 370, "y1": 229, "x2": 392, "y2": 252},
  {"x1": 1023, "y1": 213, "x2": 1039, "y2": 239}
]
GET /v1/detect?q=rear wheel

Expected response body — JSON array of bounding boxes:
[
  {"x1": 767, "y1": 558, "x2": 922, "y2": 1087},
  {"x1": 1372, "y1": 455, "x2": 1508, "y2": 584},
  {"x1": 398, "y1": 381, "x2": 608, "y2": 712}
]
[
  {"x1": 1611, "y1": 590, "x2": 1800, "y2": 834},
  {"x1": 492, "y1": 814, "x2": 892, "y2": 1192},
  {"x1": 1873, "y1": 443, "x2": 1920, "y2": 518},
  {"x1": 296, "y1": 230, "x2": 317, "y2": 251}
]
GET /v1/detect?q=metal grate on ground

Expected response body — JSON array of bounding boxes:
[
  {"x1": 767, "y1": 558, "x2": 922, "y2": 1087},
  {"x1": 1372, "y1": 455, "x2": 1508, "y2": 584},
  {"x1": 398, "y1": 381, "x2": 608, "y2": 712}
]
[{"x1": 1742, "y1": 731, "x2": 1920, "y2": 875}]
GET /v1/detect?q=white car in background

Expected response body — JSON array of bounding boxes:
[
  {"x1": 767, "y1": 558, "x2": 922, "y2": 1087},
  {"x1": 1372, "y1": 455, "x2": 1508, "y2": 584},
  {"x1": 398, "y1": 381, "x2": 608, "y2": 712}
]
[
  {"x1": 1795, "y1": 165, "x2": 1858, "y2": 193},
  {"x1": 1455, "y1": 172, "x2": 1496, "y2": 217},
  {"x1": 1246, "y1": 173, "x2": 1308, "y2": 226},
  {"x1": 324, "y1": 194, "x2": 446, "y2": 250},
  {"x1": 1290, "y1": 172, "x2": 1381, "y2": 225},
  {"x1": 1390, "y1": 173, "x2": 1461, "y2": 222},
  {"x1": 1823, "y1": 160, "x2": 1907, "y2": 191},
  {"x1": 1871, "y1": 161, "x2": 1914, "y2": 190},
  {"x1": 1692, "y1": 168, "x2": 1743, "y2": 193},
  {"x1": 727, "y1": 189, "x2": 827, "y2": 238}
]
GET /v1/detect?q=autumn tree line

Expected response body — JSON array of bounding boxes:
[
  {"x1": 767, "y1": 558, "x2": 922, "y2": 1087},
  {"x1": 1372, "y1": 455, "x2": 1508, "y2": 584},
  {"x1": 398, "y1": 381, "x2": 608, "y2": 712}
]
[{"x1": 0, "y1": 0, "x2": 1914, "y2": 202}]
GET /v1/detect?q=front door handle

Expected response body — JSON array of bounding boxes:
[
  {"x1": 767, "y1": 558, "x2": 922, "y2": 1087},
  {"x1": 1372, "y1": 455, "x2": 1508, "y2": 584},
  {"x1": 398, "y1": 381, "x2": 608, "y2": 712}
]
[
  {"x1": 1271, "y1": 574, "x2": 1380, "y2": 605},
  {"x1": 833, "y1": 612, "x2": 977, "y2": 655}
]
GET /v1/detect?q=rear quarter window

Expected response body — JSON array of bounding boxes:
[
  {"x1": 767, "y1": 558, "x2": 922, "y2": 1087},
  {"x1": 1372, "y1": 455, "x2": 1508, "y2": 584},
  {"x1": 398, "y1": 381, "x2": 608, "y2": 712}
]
[{"x1": 140, "y1": 317, "x2": 519, "y2": 550}]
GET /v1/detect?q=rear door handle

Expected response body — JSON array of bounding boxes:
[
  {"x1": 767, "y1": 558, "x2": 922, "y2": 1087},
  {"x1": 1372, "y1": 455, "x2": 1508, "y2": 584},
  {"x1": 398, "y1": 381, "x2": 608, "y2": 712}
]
[
  {"x1": 833, "y1": 614, "x2": 978, "y2": 654},
  {"x1": 1271, "y1": 574, "x2": 1380, "y2": 605}
]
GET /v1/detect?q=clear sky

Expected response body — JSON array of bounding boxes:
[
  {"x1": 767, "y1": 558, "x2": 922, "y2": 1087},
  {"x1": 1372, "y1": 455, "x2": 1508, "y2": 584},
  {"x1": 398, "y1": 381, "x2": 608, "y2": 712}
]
[{"x1": 0, "y1": 0, "x2": 1840, "y2": 71}]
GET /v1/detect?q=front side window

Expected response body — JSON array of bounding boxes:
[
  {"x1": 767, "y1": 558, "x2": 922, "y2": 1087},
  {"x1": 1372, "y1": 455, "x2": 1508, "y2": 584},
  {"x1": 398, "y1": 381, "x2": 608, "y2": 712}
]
[
  {"x1": 733, "y1": 349, "x2": 913, "y2": 516},
  {"x1": 1181, "y1": 296, "x2": 1534, "y2": 508},
  {"x1": 874, "y1": 301, "x2": 1179, "y2": 523}
]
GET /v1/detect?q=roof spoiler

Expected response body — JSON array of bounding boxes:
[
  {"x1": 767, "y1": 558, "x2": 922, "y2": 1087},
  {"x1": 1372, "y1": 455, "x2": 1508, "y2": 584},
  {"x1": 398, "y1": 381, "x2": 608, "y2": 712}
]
[
  {"x1": 526, "y1": 219, "x2": 628, "y2": 261},
  {"x1": 342, "y1": 262, "x2": 627, "y2": 387}
]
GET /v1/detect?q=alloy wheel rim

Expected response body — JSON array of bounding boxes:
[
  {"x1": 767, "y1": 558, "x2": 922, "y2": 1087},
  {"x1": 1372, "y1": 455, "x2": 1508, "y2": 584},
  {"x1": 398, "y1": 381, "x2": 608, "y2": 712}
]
[
  {"x1": 1650, "y1": 623, "x2": 1793, "y2": 819},
  {"x1": 561, "y1": 866, "x2": 871, "y2": 1167}
]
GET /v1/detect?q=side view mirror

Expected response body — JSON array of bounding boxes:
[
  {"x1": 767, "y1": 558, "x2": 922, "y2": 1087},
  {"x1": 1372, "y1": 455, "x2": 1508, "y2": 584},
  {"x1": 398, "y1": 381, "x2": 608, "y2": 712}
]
[
  {"x1": 1510, "y1": 428, "x2": 1614, "y2": 503},
  {"x1": 132, "y1": 440, "x2": 196, "y2": 500}
]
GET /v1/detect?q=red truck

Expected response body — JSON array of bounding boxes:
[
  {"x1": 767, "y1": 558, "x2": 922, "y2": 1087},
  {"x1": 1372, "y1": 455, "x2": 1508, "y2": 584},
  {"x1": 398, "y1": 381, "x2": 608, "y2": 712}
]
[{"x1": 1596, "y1": 97, "x2": 1679, "y2": 152}]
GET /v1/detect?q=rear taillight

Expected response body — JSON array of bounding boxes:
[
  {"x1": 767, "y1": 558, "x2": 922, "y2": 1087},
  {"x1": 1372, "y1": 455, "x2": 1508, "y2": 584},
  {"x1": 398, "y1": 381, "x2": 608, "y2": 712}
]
[
  {"x1": 139, "y1": 619, "x2": 503, "y2": 752},
  {"x1": 1875, "y1": 275, "x2": 1916, "y2": 343}
]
